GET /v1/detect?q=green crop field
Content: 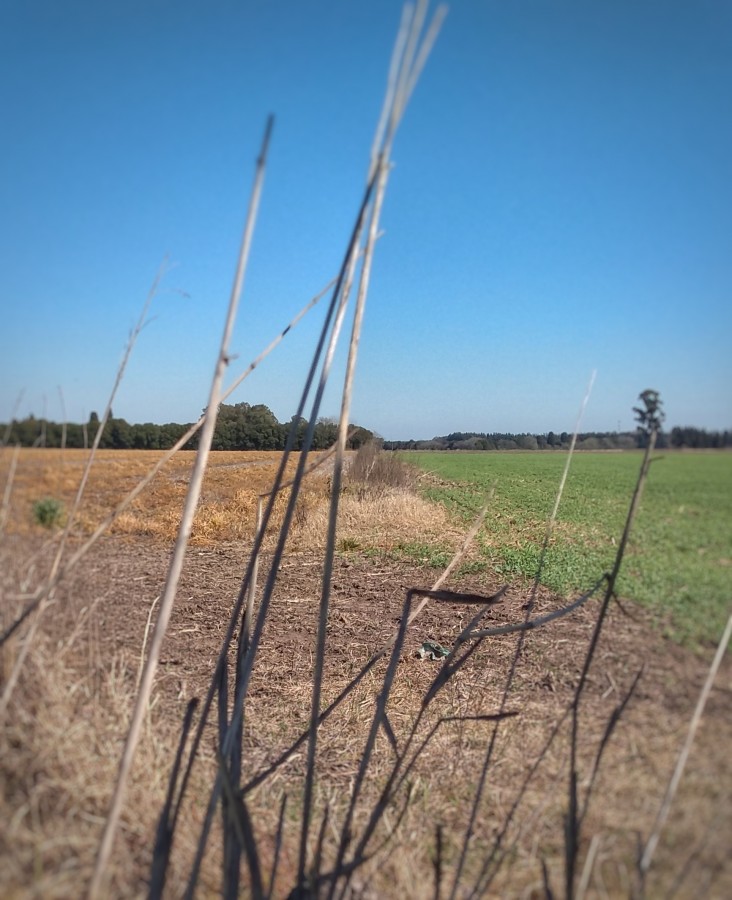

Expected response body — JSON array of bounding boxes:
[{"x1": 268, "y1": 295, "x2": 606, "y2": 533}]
[{"x1": 408, "y1": 450, "x2": 732, "y2": 646}]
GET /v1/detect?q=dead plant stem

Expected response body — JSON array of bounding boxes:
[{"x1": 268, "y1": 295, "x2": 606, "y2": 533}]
[{"x1": 88, "y1": 116, "x2": 273, "y2": 899}]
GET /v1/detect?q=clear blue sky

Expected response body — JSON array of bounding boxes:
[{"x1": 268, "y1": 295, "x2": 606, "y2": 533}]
[{"x1": 1, "y1": 1, "x2": 730, "y2": 440}]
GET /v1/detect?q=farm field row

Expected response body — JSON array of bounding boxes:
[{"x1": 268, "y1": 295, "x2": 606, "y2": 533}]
[
  {"x1": 4, "y1": 447, "x2": 730, "y2": 645},
  {"x1": 408, "y1": 450, "x2": 732, "y2": 645}
]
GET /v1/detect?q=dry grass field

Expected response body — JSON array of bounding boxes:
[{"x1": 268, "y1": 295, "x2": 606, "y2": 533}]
[
  {"x1": 3, "y1": 448, "x2": 456, "y2": 550},
  {"x1": 1, "y1": 447, "x2": 731, "y2": 898}
]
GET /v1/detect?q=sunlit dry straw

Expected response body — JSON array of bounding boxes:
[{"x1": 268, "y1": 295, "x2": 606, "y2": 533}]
[
  {"x1": 168, "y1": 8, "x2": 449, "y2": 893},
  {"x1": 565, "y1": 422, "x2": 660, "y2": 899},
  {"x1": 545, "y1": 369, "x2": 596, "y2": 542},
  {"x1": 175, "y1": 159, "x2": 383, "y2": 900},
  {"x1": 135, "y1": 594, "x2": 160, "y2": 694},
  {"x1": 299, "y1": 7, "x2": 449, "y2": 878},
  {"x1": 0, "y1": 444, "x2": 20, "y2": 539},
  {"x1": 89, "y1": 116, "x2": 274, "y2": 900},
  {"x1": 53, "y1": 259, "x2": 168, "y2": 583},
  {"x1": 1, "y1": 389, "x2": 25, "y2": 447}
]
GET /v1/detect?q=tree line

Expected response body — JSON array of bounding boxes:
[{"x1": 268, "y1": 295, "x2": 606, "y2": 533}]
[
  {"x1": 3, "y1": 410, "x2": 728, "y2": 452},
  {"x1": 2, "y1": 403, "x2": 374, "y2": 452},
  {"x1": 384, "y1": 426, "x2": 731, "y2": 452}
]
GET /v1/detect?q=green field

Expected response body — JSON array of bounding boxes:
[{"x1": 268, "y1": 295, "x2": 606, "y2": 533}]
[{"x1": 408, "y1": 451, "x2": 732, "y2": 646}]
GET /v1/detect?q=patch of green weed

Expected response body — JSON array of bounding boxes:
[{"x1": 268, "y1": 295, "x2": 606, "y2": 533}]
[
  {"x1": 391, "y1": 541, "x2": 451, "y2": 568},
  {"x1": 338, "y1": 537, "x2": 361, "y2": 552},
  {"x1": 32, "y1": 496, "x2": 65, "y2": 529}
]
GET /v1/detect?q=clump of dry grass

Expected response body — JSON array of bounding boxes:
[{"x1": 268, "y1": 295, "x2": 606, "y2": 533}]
[
  {"x1": 284, "y1": 442, "x2": 459, "y2": 555},
  {"x1": 0, "y1": 542, "x2": 220, "y2": 899},
  {"x1": 1, "y1": 640, "x2": 163, "y2": 897},
  {"x1": 291, "y1": 485, "x2": 456, "y2": 553},
  {"x1": 348, "y1": 440, "x2": 416, "y2": 495}
]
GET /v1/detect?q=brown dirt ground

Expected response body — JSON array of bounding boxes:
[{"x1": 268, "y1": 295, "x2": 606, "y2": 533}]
[{"x1": 2, "y1": 529, "x2": 731, "y2": 899}]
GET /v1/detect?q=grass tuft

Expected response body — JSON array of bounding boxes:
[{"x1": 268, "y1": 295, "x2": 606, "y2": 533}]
[
  {"x1": 32, "y1": 496, "x2": 64, "y2": 529},
  {"x1": 348, "y1": 440, "x2": 416, "y2": 495}
]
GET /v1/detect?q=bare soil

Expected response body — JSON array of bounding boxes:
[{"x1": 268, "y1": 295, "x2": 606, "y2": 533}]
[{"x1": 2, "y1": 531, "x2": 731, "y2": 898}]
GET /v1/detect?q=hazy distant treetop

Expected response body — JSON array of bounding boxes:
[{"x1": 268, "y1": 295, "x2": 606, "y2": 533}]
[{"x1": 633, "y1": 389, "x2": 665, "y2": 436}]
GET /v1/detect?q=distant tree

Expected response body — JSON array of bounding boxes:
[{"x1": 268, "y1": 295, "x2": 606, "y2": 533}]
[
  {"x1": 107, "y1": 418, "x2": 132, "y2": 449},
  {"x1": 633, "y1": 389, "x2": 665, "y2": 448},
  {"x1": 347, "y1": 426, "x2": 374, "y2": 449},
  {"x1": 516, "y1": 434, "x2": 538, "y2": 451},
  {"x1": 578, "y1": 436, "x2": 601, "y2": 450},
  {"x1": 312, "y1": 417, "x2": 339, "y2": 450},
  {"x1": 286, "y1": 415, "x2": 309, "y2": 450}
]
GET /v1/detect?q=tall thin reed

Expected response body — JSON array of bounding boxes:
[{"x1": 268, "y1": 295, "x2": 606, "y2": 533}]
[
  {"x1": 0, "y1": 256, "x2": 343, "y2": 649},
  {"x1": 564, "y1": 389, "x2": 664, "y2": 900},
  {"x1": 0, "y1": 263, "x2": 166, "y2": 717},
  {"x1": 89, "y1": 117, "x2": 274, "y2": 899},
  {"x1": 450, "y1": 370, "x2": 596, "y2": 900}
]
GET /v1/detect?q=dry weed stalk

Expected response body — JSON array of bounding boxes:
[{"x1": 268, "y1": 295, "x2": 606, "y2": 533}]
[
  {"x1": 564, "y1": 390, "x2": 664, "y2": 900},
  {"x1": 244, "y1": 428, "x2": 359, "y2": 647},
  {"x1": 1, "y1": 389, "x2": 25, "y2": 448},
  {"x1": 89, "y1": 117, "x2": 274, "y2": 898},
  {"x1": 0, "y1": 260, "x2": 355, "y2": 650},
  {"x1": 144, "y1": 6, "x2": 453, "y2": 896},
  {"x1": 450, "y1": 370, "x2": 596, "y2": 900},
  {"x1": 0, "y1": 444, "x2": 21, "y2": 539},
  {"x1": 0, "y1": 264, "x2": 166, "y2": 719},
  {"x1": 3, "y1": 0, "x2": 714, "y2": 892}
]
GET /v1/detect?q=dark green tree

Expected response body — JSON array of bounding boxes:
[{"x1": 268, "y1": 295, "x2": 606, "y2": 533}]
[{"x1": 633, "y1": 389, "x2": 665, "y2": 448}]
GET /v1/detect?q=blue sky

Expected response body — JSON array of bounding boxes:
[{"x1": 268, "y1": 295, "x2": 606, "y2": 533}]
[{"x1": 1, "y1": 0, "x2": 730, "y2": 440}]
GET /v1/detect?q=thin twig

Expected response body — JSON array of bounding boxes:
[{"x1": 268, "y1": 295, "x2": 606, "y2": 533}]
[
  {"x1": 182, "y1": 143, "x2": 382, "y2": 899},
  {"x1": 89, "y1": 116, "x2": 273, "y2": 899},
  {"x1": 0, "y1": 250, "x2": 346, "y2": 649},
  {"x1": 241, "y1": 503, "x2": 495, "y2": 798},
  {"x1": 565, "y1": 424, "x2": 660, "y2": 900},
  {"x1": 243, "y1": 427, "x2": 358, "y2": 648},
  {"x1": 578, "y1": 665, "x2": 644, "y2": 827},
  {"x1": 267, "y1": 793, "x2": 288, "y2": 899},
  {"x1": 639, "y1": 609, "x2": 732, "y2": 880},
  {"x1": 0, "y1": 265, "x2": 166, "y2": 716},
  {"x1": 1, "y1": 389, "x2": 25, "y2": 447},
  {"x1": 135, "y1": 595, "x2": 160, "y2": 694},
  {"x1": 464, "y1": 577, "x2": 605, "y2": 642},
  {"x1": 0, "y1": 443, "x2": 20, "y2": 539},
  {"x1": 454, "y1": 373, "x2": 595, "y2": 900},
  {"x1": 576, "y1": 834, "x2": 601, "y2": 900},
  {"x1": 148, "y1": 698, "x2": 198, "y2": 900}
]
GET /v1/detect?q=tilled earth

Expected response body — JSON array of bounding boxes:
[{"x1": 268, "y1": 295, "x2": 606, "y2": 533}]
[{"x1": 2, "y1": 533, "x2": 731, "y2": 898}]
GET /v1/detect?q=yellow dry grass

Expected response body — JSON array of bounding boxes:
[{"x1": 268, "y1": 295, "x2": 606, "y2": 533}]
[
  {"x1": 0, "y1": 626, "x2": 219, "y2": 899},
  {"x1": 2, "y1": 449, "x2": 312, "y2": 545},
  {"x1": 290, "y1": 485, "x2": 459, "y2": 552},
  {"x1": 1, "y1": 448, "x2": 459, "y2": 555}
]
